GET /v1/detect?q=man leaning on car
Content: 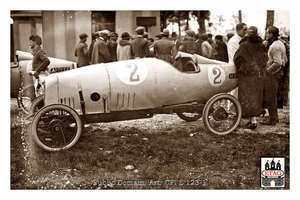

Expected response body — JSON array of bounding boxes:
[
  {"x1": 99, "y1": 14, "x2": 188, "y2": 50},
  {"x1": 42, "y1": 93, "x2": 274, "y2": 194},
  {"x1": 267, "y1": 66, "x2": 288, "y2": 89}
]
[{"x1": 29, "y1": 35, "x2": 50, "y2": 78}]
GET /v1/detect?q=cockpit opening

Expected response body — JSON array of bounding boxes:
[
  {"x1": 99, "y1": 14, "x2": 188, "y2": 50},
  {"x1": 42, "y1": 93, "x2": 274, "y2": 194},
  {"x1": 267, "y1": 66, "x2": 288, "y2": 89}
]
[{"x1": 173, "y1": 56, "x2": 200, "y2": 73}]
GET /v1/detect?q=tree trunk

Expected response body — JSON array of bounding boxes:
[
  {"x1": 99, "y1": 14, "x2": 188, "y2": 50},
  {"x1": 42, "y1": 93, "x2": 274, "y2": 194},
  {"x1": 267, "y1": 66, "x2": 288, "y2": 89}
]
[
  {"x1": 198, "y1": 16, "x2": 206, "y2": 34},
  {"x1": 238, "y1": 10, "x2": 242, "y2": 23},
  {"x1": 266, "y1": 10, "x2": 274, "y2": 31}
]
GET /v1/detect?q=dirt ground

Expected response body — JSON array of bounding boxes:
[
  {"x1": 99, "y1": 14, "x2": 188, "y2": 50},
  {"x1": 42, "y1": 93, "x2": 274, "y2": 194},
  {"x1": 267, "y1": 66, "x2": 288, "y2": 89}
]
[{"x1": 10, "y1": 98, "x2": 290, "y2": 190}]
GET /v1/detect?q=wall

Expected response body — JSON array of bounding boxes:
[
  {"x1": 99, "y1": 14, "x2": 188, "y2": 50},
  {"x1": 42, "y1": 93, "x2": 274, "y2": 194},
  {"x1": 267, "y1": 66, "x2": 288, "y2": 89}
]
[{"x1": 43, "y1": 11, "x2": 92, "y2": 62}]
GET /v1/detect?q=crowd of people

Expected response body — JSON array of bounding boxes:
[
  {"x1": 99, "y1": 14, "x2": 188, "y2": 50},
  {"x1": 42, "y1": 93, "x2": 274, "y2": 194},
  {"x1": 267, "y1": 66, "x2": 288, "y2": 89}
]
[
  {"x1": 74, "y1": 26, "x2": 234, "y2": 67},
  {"x1": 31, "y1": 22, "x2": 290, "y2": 130}
]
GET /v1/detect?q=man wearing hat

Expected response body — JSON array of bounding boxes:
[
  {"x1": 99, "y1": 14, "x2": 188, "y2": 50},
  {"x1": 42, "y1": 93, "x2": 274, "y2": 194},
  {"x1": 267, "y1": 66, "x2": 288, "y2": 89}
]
[
  {"x1": 178, "y1": 30, "x2": 201, "y2": 55},
  {"x1": 152, "y1": 28, "x2": 177, "y2": 64},
  {"x1": 91, "y1": 30, "x2": 111, "y2": 64},
  {"x1": 75, "y1": 33, "x2": 89, "y2": 67},
  {"x1": 130, "y1": 26, "x2": 151, "y2": 58},
  {"x1": 107, "y1": 32, "x2": 119, "y2": 62},
  {"x1": 29, "y1": 35, "x2": 50, "y2": 78}
]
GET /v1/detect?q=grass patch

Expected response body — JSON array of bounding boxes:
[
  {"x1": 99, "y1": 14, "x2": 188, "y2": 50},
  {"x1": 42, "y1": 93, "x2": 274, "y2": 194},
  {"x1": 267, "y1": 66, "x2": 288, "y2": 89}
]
[{"x1": 11, "y1": 110, "x2": 289, "y2": 190}]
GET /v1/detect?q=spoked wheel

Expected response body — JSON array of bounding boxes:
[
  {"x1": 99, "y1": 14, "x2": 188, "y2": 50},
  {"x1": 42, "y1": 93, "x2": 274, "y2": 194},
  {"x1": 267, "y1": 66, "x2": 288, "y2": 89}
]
[
  {"x1": 177, "y1": 110, "x2": 202, "y2": 122},
  {"x1": 28, "y1": 95, "x2": 44, "y2": 117},
  {"x1": 31, "y1": 104, "x2": 83, "y2": 151},
  {"x1": 202, "y1": 93, "x2": 242, "y2": 135},
  {"x1": 17, "y1": 84, "x2": 35, "y2": 114}
]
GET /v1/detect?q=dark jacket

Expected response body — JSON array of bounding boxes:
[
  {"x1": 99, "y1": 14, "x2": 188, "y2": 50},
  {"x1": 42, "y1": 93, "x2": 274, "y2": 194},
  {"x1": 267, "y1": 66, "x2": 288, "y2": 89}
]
[
  {"x1": 178, "y1": 39, "x2": 201, "y2": 55},
  {"x1": 107, "y1": 39, "x2": 118, "y2": 62},
  {"x1": 91, "y1": 38, "x2": 111, "y2": 64},
  {"x1": 130, "y1": 36, "x2": 151, "y2": 58},
  {"x1": 153, "y1": 37, "x2": 177, "y2": 63},
  {"x1": 234, "y1": 35, "x2": 268, "y2": 76},
  {"x1": 215, "y1": 41, "x2": 228, "y2": 62},
  {"x1": 75, "y1": 41, "x2": 89, "y2": 67},
  {"x1": 31, "y1": 46, "x2": 50, "y2": 73}
]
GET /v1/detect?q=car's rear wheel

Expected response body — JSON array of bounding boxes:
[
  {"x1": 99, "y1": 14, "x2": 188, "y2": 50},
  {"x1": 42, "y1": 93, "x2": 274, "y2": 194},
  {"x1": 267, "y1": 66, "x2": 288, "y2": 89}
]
[
  {"x1": 177, "y1": 111, "x2": 202, "y2": 122},
  {"x1": 28, "y1": 95, "x2": 44, "y2": 117},
  {"x1": 17, "y1": 84, "x2": 35, "y2": 114},
  {"x1": 202, "y1": 93, "x2": 241, "y2": 135},
  {"x1": 31, "y1": 104, "x2": 83, "y2": 151}
]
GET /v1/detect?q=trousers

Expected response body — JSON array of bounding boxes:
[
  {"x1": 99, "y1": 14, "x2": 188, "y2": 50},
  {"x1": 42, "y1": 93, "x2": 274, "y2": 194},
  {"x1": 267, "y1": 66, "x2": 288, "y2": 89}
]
[{"x1": 264, "y1": 70, "x2": 283, "y2": 120}]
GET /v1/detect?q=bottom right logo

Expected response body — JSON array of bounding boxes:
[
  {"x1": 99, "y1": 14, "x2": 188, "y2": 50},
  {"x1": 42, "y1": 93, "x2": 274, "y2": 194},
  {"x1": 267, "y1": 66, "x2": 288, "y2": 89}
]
[{"x1": 260, "y1": 157, "x2": 285, "y2": 188}]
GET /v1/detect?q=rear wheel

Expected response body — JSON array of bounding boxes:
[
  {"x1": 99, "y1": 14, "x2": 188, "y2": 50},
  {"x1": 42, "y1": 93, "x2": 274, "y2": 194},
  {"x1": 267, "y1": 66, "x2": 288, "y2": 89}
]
[
  {"x1": 28, "y1": 95, "x2": 44, "y2": 117},
  {"x1": 31, "y1": 104, "x2": 83, "y2": 151},
  {"x1": 17, "y1": 84, "x2": 35, "y2": 114},
  {"x1": 177, "y1": 111, "x2": 202, "y2": 122},
  {"x1": 202, "y1": 93, "x2": 242, "y2": 135}
]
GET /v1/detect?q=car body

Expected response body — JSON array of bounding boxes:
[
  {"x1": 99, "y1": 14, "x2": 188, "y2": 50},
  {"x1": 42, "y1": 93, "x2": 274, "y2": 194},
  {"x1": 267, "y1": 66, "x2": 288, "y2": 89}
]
[
  {"x1": 30, "y1": 52, "x2": 242, "y2": 151},
  {"x1": 11, "y1": 50, "x2": 77, "y2": 113},
  {"x1": 44, "y1": 52, "x2": 237, "y2": 114},
  {"x1": 10, "y1": 50, "x2": 77, "y2": 98}
]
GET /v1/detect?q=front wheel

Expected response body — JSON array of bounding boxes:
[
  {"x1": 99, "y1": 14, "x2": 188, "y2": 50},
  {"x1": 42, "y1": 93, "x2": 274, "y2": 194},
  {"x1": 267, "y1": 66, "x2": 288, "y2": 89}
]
[
  {"x1": 202, "y1": 93, "x2": 242, "y2": 135},
  {"x1": 31, "y1": 104, "x2": 83, "y2": 151}
]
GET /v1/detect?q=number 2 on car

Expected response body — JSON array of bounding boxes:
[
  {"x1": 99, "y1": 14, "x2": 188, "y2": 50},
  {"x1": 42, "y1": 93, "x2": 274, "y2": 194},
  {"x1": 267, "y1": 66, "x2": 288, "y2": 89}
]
[{"x1": 207, "y1": 65, "x2": 225, "y2": 87}]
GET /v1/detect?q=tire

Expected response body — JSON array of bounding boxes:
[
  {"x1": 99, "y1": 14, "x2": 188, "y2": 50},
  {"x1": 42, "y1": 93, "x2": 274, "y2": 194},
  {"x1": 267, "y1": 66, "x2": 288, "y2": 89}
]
[
  {"x1": 31, "y1": 104, "x2": 83, "y2": 151},
  {"x1": 17, "y1": 84, "x2": 35, "y2": 114},
  {"x1": 202, "y1": 93, "x2": 242, "y2": 135},
  {"x1": 28, "y1": 95, "x2": 44, "y2": 116},
  {"x1": 177, "y1": 111, "x2": 202, "y2": 122}
]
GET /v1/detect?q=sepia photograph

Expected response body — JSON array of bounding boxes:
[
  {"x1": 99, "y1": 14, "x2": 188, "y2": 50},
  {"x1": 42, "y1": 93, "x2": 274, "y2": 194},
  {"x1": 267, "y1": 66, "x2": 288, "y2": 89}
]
[{"x1": 4, "y1": 0, "x2": 298, "y2": 199}]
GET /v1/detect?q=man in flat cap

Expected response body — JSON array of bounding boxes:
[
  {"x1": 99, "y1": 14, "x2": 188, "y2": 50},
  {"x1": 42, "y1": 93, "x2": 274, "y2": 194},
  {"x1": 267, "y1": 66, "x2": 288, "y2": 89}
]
[
  {"x1": 152, "y1": 28, "x2": 177, "y2": 64},
  {"x1": 75, "y1": 33, "x2": 89, "y2": 67},
  {"x1": 91, "y1": 30, "x2": 111, "y2": 64},
  {"x1": 107, "y1": 32, "x2": 119, "y2": 62},
  {"x1": 130, "y1": 26, "x2": 151, "y2": 58}
]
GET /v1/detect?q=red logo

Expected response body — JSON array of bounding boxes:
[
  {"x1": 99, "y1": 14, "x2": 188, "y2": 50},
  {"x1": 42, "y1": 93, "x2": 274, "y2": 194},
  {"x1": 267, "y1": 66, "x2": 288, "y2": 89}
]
[{"x1": 262, "y1": 170, "x2": 284, "y2": 177}]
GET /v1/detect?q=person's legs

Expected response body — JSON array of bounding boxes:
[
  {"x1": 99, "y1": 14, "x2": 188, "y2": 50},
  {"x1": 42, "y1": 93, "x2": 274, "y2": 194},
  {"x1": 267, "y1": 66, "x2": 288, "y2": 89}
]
[{"x1": 261, "y1": 72, "x2": 281, "y2": 125}]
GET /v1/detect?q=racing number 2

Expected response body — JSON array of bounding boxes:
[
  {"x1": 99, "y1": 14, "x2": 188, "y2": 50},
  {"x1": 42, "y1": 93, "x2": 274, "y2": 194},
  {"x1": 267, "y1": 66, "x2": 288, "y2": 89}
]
[
  {"x1": 208, "y1": 66, "x2": 225, "y2": 87},
  {"x1": 212, "y1": 67, "x2": 221, "y2": 84},
  {"x1": 126, "y1": 63, "x2": 140, "y2": 82}
]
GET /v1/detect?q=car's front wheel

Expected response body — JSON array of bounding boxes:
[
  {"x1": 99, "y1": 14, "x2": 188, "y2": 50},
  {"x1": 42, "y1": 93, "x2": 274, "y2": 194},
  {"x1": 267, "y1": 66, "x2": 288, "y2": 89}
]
[{"x1": 31, "y1": 104, "x2": 83, "y2": 151}]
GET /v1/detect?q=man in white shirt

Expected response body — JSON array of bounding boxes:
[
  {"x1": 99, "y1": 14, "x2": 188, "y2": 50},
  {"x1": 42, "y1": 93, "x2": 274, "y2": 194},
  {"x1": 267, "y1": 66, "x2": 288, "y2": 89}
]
[
  {"x1": 227, "y1": 23, "x2": 248, "y2": 99},
  {"x1": 227, "y1": 23, "x2": 248, "y2": 64}
]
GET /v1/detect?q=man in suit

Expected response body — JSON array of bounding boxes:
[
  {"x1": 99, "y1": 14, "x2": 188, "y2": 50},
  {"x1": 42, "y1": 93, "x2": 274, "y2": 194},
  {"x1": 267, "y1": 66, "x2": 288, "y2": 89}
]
[
  {"x1": 130, "y1": 26, "x2": 151, "y2": 58},
  {"x1": 91, "y1": 30, "x2": 111, "y2": 64}
]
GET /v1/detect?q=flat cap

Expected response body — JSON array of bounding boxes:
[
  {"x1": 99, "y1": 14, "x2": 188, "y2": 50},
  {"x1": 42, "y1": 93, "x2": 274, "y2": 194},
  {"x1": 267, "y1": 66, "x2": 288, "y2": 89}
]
[
  {"x1": 135, "y1": 26, "x2": 145, "y2": 34},
  {"x1": 98, "y1": 30, "x2": 110, "y2": 36},
  {"x1": 79, "y1": 33, "x2": 88, "y2": 39},
  {"x1": 109, "y1": 32, "x2": 118, "y2": 37}
]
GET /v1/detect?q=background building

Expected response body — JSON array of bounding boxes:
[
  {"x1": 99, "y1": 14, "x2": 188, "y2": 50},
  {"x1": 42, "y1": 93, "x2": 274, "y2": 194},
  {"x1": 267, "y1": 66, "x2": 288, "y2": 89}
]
[{"x1": 10, "y1": 10, "x2": 161, "y2": 62}]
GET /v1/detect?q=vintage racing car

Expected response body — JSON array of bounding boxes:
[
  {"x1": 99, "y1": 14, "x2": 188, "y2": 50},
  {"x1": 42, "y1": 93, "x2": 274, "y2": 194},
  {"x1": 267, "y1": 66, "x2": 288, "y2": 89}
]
[
  {"x1": 29, "y1": 52, "x2": 242, "y2": 151},
  {"x1": 11, "y1": 50, "x2": 77, "y2": 114}
]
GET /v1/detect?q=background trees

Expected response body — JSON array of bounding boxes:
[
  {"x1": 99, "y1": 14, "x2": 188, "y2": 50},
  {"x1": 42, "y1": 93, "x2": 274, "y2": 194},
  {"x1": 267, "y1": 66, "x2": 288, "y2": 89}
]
[{"x1": 160, "y1": 10, "x2": 287, "y2": 41}]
